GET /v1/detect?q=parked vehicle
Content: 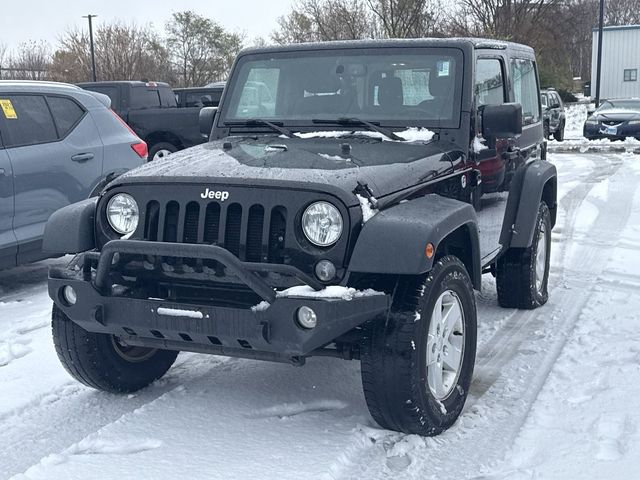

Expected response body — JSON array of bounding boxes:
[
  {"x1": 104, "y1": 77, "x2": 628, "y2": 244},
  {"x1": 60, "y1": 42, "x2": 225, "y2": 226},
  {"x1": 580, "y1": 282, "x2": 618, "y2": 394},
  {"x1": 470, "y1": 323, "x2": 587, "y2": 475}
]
[
  {"x1": 583, "y1": 98, "x2": 640, "y2": 140},
  {"x1": 541, "y1": 88, "x2": 565, "y2": 141},
  {"x1": 0, "y1": 80, "x2": 146, "y2": 269},
  {"x1": 174, "y1": 83, "x2": 224, "y2": 108},
  {"x1": 46, "y1": 38, "x2": 556, "y2": 437},
  {"x1": 77, "y1": 81, "x2": 208, "y2": 161}
]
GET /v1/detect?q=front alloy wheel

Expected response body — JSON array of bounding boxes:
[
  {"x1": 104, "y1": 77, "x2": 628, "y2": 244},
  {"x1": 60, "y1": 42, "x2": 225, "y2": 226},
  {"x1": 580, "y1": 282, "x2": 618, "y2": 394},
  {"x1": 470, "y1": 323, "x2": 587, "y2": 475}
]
[
  {"x1": 360, "y1": 255, "x2": 477, "y2": 436},
  {"x1": 426, "y1": 290, "x2": 465, "y2": 400}
]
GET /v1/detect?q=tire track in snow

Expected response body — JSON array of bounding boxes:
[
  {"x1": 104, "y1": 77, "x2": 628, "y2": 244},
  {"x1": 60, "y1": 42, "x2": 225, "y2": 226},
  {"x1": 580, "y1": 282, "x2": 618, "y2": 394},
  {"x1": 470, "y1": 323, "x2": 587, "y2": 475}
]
[{"x1": 0, "y1": 354, "x2": 238, "y2": 479}]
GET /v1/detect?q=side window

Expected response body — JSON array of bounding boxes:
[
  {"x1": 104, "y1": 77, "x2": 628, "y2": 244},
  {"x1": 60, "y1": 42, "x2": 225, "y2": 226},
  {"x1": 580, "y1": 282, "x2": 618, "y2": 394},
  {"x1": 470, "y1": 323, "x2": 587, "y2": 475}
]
[
  {"x1": 87, "y1": 86, "x2": 119, "y2": 109},
  {"x1": 130, "y1": 88, "x2": 162, "y2": 109},
  {"x1": 47, "y1": 96, "x2": 85, "y2": 137},
  {"x1": 541, "y1": 93, "x2": 548, "y2": 108},
  {"x1": 0, "y1": 95, "x2": 57, "y2": 147},
  {"x1": 510, "y1": 58, "x2": 540, "y2": 125},
  {"x1": 475, "y1": 58, "x2": 506, "y2": 106}
]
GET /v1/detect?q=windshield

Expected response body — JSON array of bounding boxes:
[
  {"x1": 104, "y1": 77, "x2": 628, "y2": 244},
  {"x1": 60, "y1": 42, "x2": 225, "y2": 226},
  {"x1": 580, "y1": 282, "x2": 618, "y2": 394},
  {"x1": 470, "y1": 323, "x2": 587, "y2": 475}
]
[
  {"x1": 220, "y1": 47, "x2": 464, "y2": 129},
  {"x1": 598, "y1": 99, "x2": 640, "y2": 111}
]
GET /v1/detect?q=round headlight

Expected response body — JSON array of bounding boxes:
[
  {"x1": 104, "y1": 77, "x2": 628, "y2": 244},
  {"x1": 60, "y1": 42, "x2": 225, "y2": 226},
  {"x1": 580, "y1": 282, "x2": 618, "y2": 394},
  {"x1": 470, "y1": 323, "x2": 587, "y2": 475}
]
[
  {"x1": 106, "y1": 194, "x2": 139, "y2": 235},
  {"x1": 302, "y1": 201, "x2": 343, "y2": 247}
]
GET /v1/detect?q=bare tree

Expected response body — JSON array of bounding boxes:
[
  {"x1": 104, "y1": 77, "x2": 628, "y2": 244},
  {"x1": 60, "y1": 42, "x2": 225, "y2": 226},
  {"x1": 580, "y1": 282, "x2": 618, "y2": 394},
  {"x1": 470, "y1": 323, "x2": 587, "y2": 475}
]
[
  {"x1": 50, "y1": 22, "x2": 171, "y2": 83},
  {"x1": 3, "y1": 41, "x2": 51, "y2": 80},
  {"x1": 605, "y1": 0, "x2": 640, "y2": 25},
  {"x1": 272, "y1": 0, "x2": 374, "y2": 44},
  {"x1": 448, "y1": 0, "x2": 562, "y2": 46},
  {"x1": 166, "y1": 11, "x2": 244, "y2": 87},
  {"x1": 367, "y1": 0, "x2": 444, "y2": 38}
]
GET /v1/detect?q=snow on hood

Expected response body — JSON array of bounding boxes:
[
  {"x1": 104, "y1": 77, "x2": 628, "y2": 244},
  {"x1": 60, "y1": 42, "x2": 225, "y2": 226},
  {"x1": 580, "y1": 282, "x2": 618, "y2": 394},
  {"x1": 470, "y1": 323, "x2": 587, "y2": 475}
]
[{"x1": 295, "y1": 127, "x2": 436, "y2": 143}]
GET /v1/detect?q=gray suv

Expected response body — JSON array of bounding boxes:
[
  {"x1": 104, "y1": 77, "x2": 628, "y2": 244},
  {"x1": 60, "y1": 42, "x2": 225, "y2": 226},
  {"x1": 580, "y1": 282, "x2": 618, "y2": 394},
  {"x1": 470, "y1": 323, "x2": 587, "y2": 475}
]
[
  {"x1": 0, "y1": 81, "x2": 146, "y2": 268},
  {"x1": 541, "y1": 88, "x2": 565, "y2": 141}
]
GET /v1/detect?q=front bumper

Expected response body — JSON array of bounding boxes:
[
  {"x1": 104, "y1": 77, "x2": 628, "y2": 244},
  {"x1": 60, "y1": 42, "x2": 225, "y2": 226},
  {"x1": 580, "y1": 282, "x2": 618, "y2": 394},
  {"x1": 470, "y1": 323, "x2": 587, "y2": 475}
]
[
  {"x1": 49, "y1": 240, "x2": 390, "y2": 362},
  {"x1": 584, "y1": 122, "x2": 640, "y2": 140}
]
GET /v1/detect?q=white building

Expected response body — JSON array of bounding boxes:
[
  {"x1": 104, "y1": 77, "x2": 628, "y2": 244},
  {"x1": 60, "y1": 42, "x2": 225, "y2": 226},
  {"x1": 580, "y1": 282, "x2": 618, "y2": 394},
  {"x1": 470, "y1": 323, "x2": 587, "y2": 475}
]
[{"x1": 591, "y1": 25, "x2": 640, "y2": 99}]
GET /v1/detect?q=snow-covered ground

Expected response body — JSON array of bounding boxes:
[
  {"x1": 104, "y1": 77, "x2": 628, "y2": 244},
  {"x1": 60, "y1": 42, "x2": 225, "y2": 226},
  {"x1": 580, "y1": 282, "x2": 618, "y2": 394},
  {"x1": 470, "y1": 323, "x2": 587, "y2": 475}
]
[{"x1": 2, "y1": 152, "x2": 640, "y2": 480}]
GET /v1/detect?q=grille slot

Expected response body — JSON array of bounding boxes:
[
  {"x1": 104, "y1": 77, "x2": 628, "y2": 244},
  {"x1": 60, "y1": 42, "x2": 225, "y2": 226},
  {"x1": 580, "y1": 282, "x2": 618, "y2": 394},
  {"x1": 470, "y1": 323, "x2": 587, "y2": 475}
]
[
  {"x1": 142, "y1": 199, "x2": 287, "y2": 263},
  {"x1": 246, "y1": 205, "x2": 264, "y2": 262},
  {"x1": 183, "y1": 202, "x2": 200, "y2": 243},
  {"x1": 163, "y1": 201, "x2": 179, "y2": 242},
  {"x1": 224, "y1": 203, "x2": 242, "y2": 257}
]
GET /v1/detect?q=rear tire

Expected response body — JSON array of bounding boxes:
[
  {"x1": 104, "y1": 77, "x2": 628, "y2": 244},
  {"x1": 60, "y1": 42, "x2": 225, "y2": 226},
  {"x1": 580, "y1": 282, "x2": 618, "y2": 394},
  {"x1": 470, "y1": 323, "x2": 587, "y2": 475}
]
[
  {"x1": 553, "y1": 122, "x2": 565, "y2": 142},
  {"x1": 360, "y1": 256, "x2": 477, "y2": 436},
  {"x1": 496, "y1": 202, "x2": 551, "y2": 309},
  {"x1": 52, "y1": 305, "x2": 178, "y2": 393},
  {"x1": 148, "y1": 142, "x2": 178, "y2": 162}
]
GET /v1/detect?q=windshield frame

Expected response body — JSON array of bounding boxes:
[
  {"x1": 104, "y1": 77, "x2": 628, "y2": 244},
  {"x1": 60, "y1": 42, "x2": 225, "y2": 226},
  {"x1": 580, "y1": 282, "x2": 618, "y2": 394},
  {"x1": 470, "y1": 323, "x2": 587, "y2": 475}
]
[{"x1": 216, "y1": 46, "x2": 466, "y2": 133}]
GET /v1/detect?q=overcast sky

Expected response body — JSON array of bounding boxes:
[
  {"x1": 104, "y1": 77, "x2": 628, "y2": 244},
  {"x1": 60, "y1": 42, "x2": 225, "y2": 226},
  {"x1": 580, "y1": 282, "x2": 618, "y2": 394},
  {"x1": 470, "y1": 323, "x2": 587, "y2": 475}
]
[{"x1": 0, "y1": 0, "x2": 295, "y2": 51}]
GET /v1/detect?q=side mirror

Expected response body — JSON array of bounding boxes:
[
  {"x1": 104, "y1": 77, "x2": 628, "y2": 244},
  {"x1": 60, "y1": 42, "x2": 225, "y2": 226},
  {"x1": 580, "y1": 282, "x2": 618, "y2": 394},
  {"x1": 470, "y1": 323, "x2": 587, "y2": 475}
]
[
  {"x1": 481, "y1": 103, "x2": 523, "y2": 141},
  {"x1": 199, "y1": 107, "x2": 218, "y2": 136}
]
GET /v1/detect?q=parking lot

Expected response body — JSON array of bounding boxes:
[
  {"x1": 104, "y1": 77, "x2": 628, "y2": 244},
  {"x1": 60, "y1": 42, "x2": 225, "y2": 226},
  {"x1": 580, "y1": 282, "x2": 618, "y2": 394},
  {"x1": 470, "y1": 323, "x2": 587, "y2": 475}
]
[{"x1": 2, "y1": 150, "x2": 639, "y2": 480}]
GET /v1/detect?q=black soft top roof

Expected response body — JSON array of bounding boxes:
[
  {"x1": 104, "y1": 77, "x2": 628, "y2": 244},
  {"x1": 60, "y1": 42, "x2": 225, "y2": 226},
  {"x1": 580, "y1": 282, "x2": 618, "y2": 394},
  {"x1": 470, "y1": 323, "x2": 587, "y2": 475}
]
[{"x1": 239, "y1": 37, "x2": 535, "y2": 57}]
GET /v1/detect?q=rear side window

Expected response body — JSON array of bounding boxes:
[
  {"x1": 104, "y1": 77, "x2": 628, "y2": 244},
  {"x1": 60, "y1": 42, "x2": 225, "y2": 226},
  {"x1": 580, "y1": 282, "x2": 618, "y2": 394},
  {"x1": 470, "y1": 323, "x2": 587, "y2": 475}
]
[
  {"x1": 130, "y1": 88, "x2": 162, "y2": 109},
  {"x1": 86, "y1": 86, "x2": 119, "y2": 108},
  {"x1": 510, "y1": 58, "x2": 540, "y2": 125},
  {"x1": 47, "y1": 96, "x2": 85, "y2": 137},
  {"x1": 0, "y1": 95, "x2": 57, "y2": 147},
  {"x1": 475, "y1": 58, "x2": 506, "y2": 106}
]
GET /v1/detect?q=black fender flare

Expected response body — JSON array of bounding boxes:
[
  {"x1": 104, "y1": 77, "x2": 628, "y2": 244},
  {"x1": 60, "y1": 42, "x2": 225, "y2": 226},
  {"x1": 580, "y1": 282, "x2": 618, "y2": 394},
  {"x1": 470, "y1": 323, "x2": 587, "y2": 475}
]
[
  {"x1": 43, "y1": 198, "x2": 98, "y2": 254},
  {"x1": 501, "y1": 160, "x2": 557, "y2": 249},
  {"x1": 348, "y1": 194, "x2": 481, "y2": 289}
]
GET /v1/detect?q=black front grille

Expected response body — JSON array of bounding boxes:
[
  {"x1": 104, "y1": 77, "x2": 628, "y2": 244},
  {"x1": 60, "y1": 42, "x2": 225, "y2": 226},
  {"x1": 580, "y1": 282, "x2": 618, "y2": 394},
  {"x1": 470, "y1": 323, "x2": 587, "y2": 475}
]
[{"x1": 142, "y1": 200, "x2": 287, "y2": 263}]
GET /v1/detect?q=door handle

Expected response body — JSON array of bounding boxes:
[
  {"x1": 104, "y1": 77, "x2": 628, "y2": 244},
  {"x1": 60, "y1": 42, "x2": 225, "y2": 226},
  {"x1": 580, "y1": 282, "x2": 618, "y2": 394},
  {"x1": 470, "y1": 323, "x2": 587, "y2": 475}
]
[{"x1": 71, "y1": 153, "x2": 95, "y2": 162}]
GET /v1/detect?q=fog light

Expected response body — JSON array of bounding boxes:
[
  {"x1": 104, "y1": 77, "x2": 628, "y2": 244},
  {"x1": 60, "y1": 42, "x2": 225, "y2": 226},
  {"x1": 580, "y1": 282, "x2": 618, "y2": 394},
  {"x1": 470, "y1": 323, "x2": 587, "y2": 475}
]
[
  {"x1": 62, "y1": 286, "x2": 77, "y2": 306},
  {"x1": 296, "y1": 306, "x2": 317, "y2": 329},
  {"x1": 315, "y1": 260, "x2": 336, "y2": 282}
]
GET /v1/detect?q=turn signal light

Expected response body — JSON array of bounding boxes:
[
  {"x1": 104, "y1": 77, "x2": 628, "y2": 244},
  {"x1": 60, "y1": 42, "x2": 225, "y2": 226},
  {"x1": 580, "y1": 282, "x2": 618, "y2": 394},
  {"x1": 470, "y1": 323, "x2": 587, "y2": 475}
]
[{"x1": 425, "y1": 242, "x2": 435, "y2": 259}]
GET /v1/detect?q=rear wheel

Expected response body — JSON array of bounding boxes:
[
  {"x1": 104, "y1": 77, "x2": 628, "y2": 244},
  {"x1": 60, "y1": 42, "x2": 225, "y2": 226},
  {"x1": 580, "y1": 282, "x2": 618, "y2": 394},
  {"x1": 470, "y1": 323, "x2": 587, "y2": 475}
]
[
  {"x1": 553, "y1": 121, "x2": 565, "y2": 141},
  {"x1": 360, "y1": 256, "x2": 477, "y2": 436},
  {"x1": 149, "y1": 142, "x2": 178, "y2": 162},
  {"x1": 52, "y1": 305, "x2": 178, "y2": 393},
  {"x1": 496, "y1": 201, "x2": 551, "y2": 309}
]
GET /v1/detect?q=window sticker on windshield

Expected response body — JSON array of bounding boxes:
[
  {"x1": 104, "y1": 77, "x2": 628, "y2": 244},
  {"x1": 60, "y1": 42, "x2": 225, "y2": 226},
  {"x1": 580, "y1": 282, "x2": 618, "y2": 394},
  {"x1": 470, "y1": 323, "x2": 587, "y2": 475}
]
[
  {"x1": 437, "y1": 60, "x2": 450, "y2": 77},
  {"x1": 0, "y1": 99, "x2": 17, "y2": 119}
]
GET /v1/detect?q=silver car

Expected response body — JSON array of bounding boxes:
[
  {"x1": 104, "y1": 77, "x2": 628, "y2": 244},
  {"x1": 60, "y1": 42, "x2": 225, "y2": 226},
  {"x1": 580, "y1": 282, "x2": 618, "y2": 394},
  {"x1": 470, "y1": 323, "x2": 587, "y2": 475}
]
[{"x1": 0, "y1": 81, "x2": 146, "y2": 268}]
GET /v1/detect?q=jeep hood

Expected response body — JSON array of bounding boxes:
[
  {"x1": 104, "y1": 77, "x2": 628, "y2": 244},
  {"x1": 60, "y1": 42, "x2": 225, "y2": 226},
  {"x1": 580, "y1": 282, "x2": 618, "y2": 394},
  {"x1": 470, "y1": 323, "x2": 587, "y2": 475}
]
[{"x1": 114, "y1": 136, "x2": 462, "y2": 207}]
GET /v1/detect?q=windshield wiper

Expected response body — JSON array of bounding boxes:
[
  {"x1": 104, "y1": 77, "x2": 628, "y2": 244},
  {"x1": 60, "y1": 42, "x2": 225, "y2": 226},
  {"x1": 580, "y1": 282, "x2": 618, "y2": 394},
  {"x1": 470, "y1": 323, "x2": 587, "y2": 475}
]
[
  {"x1": 312, "y1": 117, "x2": 403, "y2": 142},
  {"x1": 224, "y1": 119, "x2": 294, "y2": 138}
]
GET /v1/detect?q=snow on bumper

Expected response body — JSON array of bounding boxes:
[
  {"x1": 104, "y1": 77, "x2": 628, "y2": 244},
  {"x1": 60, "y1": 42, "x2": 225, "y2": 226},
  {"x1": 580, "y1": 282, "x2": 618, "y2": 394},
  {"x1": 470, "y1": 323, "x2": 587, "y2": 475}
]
[{"x1": 48, "y1": 271, "x2": 390, "y2": 360}]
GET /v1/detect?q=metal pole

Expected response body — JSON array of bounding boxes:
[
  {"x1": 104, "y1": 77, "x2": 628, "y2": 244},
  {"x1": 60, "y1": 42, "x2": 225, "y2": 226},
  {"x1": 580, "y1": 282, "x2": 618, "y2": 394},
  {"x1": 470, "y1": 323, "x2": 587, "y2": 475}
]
[
  {"x1": 594, "y1": 0, "x2": 605, "y2": 107},
  {"x1": 83, "y1": 14, "x2": 98, "y2": 82}
]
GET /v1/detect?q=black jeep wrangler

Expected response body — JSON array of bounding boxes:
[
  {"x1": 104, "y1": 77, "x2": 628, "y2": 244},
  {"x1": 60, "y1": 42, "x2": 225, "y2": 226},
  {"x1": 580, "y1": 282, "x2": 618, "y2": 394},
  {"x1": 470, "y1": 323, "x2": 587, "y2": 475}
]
[{"x1": 45, "y1": 38, "x2": 556, "y2": 436}]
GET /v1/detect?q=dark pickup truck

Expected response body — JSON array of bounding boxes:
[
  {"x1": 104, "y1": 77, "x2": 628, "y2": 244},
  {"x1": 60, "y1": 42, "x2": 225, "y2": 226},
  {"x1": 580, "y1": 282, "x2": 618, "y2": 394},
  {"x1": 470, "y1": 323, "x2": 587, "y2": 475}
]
[
  {"x1": 78, "y1": 81, "x2": 207, "y2": 161},
  {"x1": 174, "y1": 82, "x2": 225, "y2": 108}
]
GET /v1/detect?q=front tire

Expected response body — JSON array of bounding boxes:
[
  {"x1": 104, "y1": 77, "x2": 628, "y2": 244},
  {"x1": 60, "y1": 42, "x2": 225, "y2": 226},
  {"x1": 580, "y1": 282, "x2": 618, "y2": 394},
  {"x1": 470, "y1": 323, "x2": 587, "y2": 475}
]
[
  {"x1": 360, "y1": 256, "x2": 477, "y2": 436},
  {"x1": 52, "y1": 305, "x2": 178, "y2": 393},
  {"x1": 496, "y1": 202, "x2": 551, "y2": 309}
]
